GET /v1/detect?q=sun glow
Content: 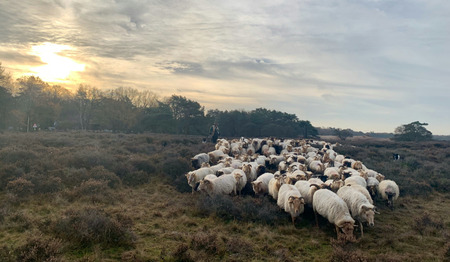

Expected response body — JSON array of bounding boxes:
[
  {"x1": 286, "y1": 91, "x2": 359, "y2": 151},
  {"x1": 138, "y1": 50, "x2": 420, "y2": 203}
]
[{"x1": 29, "y1": 42, "x2": 85, "y2": 83}]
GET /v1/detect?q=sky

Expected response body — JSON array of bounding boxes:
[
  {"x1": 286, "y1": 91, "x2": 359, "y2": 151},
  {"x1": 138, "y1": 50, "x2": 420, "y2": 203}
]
[{"x1": 0, "y1": 0, "x2": 449, "y2": 135}]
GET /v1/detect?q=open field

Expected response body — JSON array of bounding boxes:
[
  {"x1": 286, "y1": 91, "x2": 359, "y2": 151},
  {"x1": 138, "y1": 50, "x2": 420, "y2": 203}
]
[{"x1": 0, "y1": 132, "x2": 449, "y2": 261}]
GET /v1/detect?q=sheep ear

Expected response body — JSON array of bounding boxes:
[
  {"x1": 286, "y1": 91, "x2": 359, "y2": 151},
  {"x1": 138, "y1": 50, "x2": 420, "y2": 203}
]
[
  {"x1": 300, "y1": 197, "x2": 305, "y2": 204},
  {"x1": 288, "y1": 196, "x2": 294, "y2": 203}
]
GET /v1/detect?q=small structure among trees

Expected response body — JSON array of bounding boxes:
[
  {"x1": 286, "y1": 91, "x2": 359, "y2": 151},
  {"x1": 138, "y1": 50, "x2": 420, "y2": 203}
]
[{"x1": 393, "y1": 121, "x2": 433, "y2": 141}]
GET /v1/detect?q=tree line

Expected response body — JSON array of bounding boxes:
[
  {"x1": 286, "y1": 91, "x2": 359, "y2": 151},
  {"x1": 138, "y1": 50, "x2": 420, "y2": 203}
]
[{"x1": 0, "y1": 63, "x2": 318, "y2": 138}]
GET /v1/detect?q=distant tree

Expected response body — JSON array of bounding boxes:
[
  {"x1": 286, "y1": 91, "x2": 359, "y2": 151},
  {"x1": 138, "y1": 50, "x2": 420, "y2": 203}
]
[
  {"x1": 298, "y1": 120, "x2": 318, "y2": 138},
  {"x1": 0, "y1": 85, "x2": 14, "y2": 129},
  {"x1": 167, "y1": 95, "x2": 206, "y2": 134},
  {"x1": 393, "y1": 121, "x2": 432, "y2": 141},
  {"x1": 333, "y1": 128, "x2": 353, "y2": 140},
  {"x1": 137, "y1": 101, "x2": 176, "y2": 133},
  {"x1": 16, "y1": 76, "x2": 49, "y2": 132},
  {"x1": 76, "y1": 84, "x2": 102, "y2": 131}
]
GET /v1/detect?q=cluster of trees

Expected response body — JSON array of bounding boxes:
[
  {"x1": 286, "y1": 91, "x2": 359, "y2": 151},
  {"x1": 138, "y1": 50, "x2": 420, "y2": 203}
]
[{"x1": 0, "y1": 63, "x2": 317, "y2": 138}]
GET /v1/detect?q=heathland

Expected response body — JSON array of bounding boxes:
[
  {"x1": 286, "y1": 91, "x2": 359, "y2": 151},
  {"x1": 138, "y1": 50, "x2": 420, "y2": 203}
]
[{"x1": 0, "y1": 132, "x2": 448, "y2": 261}]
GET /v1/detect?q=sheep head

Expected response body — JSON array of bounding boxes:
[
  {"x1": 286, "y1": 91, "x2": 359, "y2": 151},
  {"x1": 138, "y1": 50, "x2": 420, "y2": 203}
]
[
  {"x1": 251, "y1": 181, "x2": 262, "y2": 194},
  {"x1": 376, "y1": 173, "x2": 385, "y2": 182},
  {"x1": 338, "y1": 222, "x2": 355, "y2": 242},
  {"x1": 197, "y1": 179, "x2": 212, "y2": 192},
  {"x1": 288, "y1": 196, "x2": 305, "y2": 215},
  {"x1": 360, "y1": 205, "x2": 375, "y2": 227}
]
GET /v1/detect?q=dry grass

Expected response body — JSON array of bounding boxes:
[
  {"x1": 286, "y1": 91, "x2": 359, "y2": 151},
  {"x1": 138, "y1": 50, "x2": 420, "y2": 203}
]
[{"x1": 0, "y1": 132, "x2": 448, "y2": 261}]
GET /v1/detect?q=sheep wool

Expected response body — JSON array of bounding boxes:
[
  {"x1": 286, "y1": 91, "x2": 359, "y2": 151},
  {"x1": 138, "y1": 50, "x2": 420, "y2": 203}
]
[
  {"x1": 378, "y1": 179, "x2": 400, "y2": 210},
  {"x1": 251, "y1": 172, "x2": 274, "y2": 195},
  {"x1": 313, "y1": 189, "x2": 355, "y2": 242},
  {"x1": 197, "y1": 173, "x2": 237, "y2": 196},
  {"x1": 277, "y1": 184, "x2": 305, "y2": 225}
]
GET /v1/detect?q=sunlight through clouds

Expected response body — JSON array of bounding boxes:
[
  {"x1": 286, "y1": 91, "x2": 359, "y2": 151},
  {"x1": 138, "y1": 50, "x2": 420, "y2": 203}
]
[{"x1": 28, "y1": 42, "x2": 85, "y2": 83}]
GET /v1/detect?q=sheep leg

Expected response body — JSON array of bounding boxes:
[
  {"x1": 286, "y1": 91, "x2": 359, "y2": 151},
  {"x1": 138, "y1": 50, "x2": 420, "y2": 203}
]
[
  {"x1": 314, "y1": 211, "x2": 319, "y2": 228},
  {"x1": 291, "y1": 216, "x2": 296, "y2": 226},
  {"x1": 359, "y1": 221, "x2": 364, "y2": 238}
]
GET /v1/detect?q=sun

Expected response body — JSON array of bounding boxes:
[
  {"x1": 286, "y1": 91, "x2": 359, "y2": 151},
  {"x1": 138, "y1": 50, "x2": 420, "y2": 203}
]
[{"x1": 29, "y1": 42, "x2": 85, "y2": 83}]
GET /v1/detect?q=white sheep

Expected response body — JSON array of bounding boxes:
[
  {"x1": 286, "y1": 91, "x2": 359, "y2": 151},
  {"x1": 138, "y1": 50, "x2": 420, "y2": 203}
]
[
  {"x1": 197, "y1": 174, "x2": 237, "y2": 196},
  {"x1": 324, "y1": 167, "x2": 341, "y2": 180},
  {"x1": 185, "y1": 167, "x2": 214, "y2": 193},
  {"x1": 277, "y1": 184, "x2": 305, "y2": 225},
  {"x1": 268, "y1": 173, "x2": 285, "y2": 200},
  {"x1": 308, "y1": 160, "x2": 325, "y2": 174},
  {"x1": 216, "y1": 167, "x2": 235, "y2": 176},
  {"x1": 191, "y1": 153, "x2": 210, "y2": 169},
  {"x1": 294, "y1": 180, "x2": 321, "y2": 207},
  {"x1": 346, "y1": 184, "x2": 373, "y2": 204},
  {"x1": 251, "y1": 172, "x2": 274, "y2": 195},
  {"x1": 208, "y1": 149, "x2": 227, "y2": 164},
  {"x1": 323, "y1": 179, "x2": 345, "y2": 192},
  {"x1": 232, "y1": 169, "x2": 247, "y2": 195},
  {"x1": 337, "y1": 185, "x2": 376, "y2": 238},
  {"x1": 242, "y1": 162, "x2": 258, "y2": 182},
  {"x1": 285, "y1": 170, "x2": 308, "y2": 184},
  {"x1": 344, "y1": 176, "x2": 367, "y2": 188},
  {"x1": 378, "y1": 179, "x2": 400, "y2": 210},
  {"x1": 312, "y1": 189, "x2": 355, "y2": 242},
  {"x1": 366, "y1": 177, "x2": 380, "y2": 199}
]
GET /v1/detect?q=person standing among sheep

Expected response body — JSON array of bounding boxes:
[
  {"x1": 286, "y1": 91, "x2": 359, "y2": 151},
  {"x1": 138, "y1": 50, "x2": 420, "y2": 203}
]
[{"x1": 209, "y1": 122, "x2": 220, "y2": 143}]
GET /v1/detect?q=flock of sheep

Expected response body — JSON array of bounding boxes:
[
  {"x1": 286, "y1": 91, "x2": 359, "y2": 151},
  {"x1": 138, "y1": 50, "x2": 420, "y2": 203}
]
[{"x1": 186, "y1": 137, "x2": 400, "y2": 241}]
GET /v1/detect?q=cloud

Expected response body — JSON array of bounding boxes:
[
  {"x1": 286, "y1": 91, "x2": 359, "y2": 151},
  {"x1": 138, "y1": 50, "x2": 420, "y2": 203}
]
[{"x1": 0, "y1": 0, "x2": 449, "y2": 134}]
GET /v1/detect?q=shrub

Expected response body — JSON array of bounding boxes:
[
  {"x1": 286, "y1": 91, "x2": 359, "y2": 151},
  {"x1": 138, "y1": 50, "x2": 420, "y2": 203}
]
[
  {"x1": 0, "y1": 148, "x2": 37, "y2": 164},
  {"x1": 0, "y1": 245, "x2": 15, "y2": 262},
  {"x1": 23, "y1": 173, "x2": 63, "y2": 194},
  {"x1": 413, "y1": 212, "x2": 444, "y2": 236},
  {"x1": 67, "y1": 179, "x2": 113, "y2": 203},
  {"x1": 129, "y1": 156, "x2": 156, "y2": 174},
  {"x1": 52, "y1": 208, "x2": 135, "y2": 248},
  {"x1": 68, "y1": 149, "x2": 115, "y2": 170},
  {"x1": 0, "y1": 164, "x2": 24, "y2": 191},
  {"x1": 15, "y1": 234, "x2": 63, "y2": 262},
  {"x1": 6, "y1": 178, "x2": 34, "y2": 197},
  {"x1": 121, "y1": 170, "x2": 151, "y2": 186},
  {"x1": 195, "y1": 195, "x2": 287, "y2": 225},
  {"x1": 88, "y1": 166, "x2": 122, "y2": 189}
]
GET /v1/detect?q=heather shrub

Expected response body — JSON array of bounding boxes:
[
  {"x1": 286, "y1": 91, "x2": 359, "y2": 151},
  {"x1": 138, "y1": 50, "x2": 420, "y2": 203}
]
[
  {"x1": 67, "y1": 179, "x2": 112, "y2": 203},
  {"x1": 0, "y1": 245, "x2": 15, "y2": 262},
  {"x1": 413, "y1": 212, "x2": 444, "y2": 236},
  {"x1": 68, "y1": 149, "x2": 115, "y2": 169},
  {"x1": 195, "y1": 195, "x2": 287, "y2": 225},
  {"x1": 0, "y1": 148, "x2": 37, "y2": 164},
  {"x1": 23, "y1": 173, "x2": 63, "y2": 194},
  {"x1": 129, "y1": 156, "x2": 156, "y2": 174},
  {"x1": 0, "y1": 164, "x2": 25, "y2": 190},
  {"x1": 52, "y1": 208, "x2": 135, "y2": 248},
  {"x1": 59, "y1": 168, "x2": 89, "y2": 188},
  {"x1": 160, "y1": 157, "x2": 192, "y2": 192},
  {"x1": 15, "y1": 234, "x2": 63, "y2": 262},
  {"x1": 88, "y1": 166, "x2": 122, "y2": 189},
  {"x1": 121, "y1": 170, "x2": 151, "y2": 186},
  {"x1": 6, "y1": 178, "x2": 34, "y2": 197}
]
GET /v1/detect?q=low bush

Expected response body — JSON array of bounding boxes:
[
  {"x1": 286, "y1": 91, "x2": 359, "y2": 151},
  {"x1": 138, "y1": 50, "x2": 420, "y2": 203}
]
[
  {"x1": 68, "y1": 149, "x2": 115, "y2": 170},
  {"x1": 23, "y1": 173, "x2": 63, "y2": 194},
  {"x1": 15, "y1": 234, "x2": 63, "y2": 262},
  {"x1": 413, "y1": 212, "x2": 444, "y2": 236},
  {"x1": 6, "y1": 178, "x2": 34, "y2": 197},
  {"x1": 0, "y1": 164, "x2": 24, "y2": 191},
  {"x1": 88, "y1": 166, "x2": 122, "y2": 189},
  {"x1": 195, "y1": 195, "x2": 287, "y2": 225},
  {"x1": 67, "y1": 179, "x2": 113, "y2": 203},
  {"x1": 52, "y1": 208, "x2": 136, "y2": 248}
]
